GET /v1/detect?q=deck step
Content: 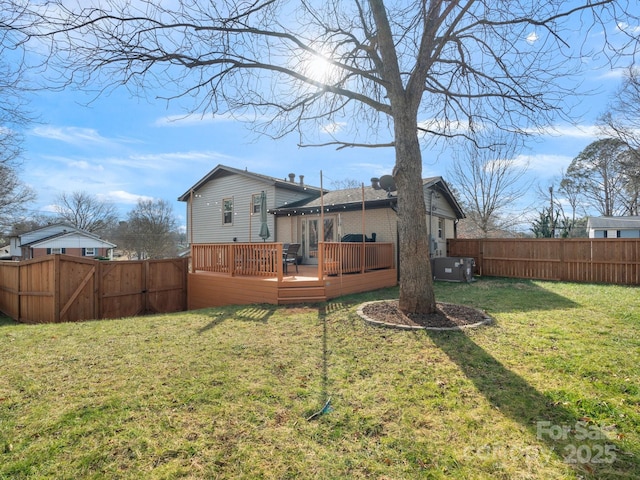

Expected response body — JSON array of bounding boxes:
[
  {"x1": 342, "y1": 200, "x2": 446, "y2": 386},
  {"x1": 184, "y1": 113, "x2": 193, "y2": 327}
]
[
  {"x1": 277, "y1": 295, "x2": 327, "y2": 304},
  {"x1": 278, "y1": 286, "x2": 325, "y2": 298}
]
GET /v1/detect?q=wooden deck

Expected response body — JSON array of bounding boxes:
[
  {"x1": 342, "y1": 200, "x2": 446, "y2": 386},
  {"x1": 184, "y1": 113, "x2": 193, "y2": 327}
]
[{"x1": 188, "y1": 242, "x2": 397, "y2": 308}]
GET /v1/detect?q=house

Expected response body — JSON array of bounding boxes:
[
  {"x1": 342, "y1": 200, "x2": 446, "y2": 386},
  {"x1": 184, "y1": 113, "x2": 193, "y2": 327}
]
[
  {"x1": 8, "y1": 223, "x2": 117, "y2": 261},
  {"x1": 178, "y1": 164, "x2": 465, "y2": 307},
  {"x1": 587, "y1": 216, "x2": 640, "y2": 239},
  {"x1": 178, "y1": 164, "x2": 465, "y2": 262},
  {"x1": 178, "y1": 165, "x2": 324, "y2": 245}
]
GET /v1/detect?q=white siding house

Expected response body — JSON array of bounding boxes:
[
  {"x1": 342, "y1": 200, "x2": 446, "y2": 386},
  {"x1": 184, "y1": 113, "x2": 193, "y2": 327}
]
[
  {"x1": 587, "y1": 216, "x2": 640, "y2": 239},
  {"x1": 9, "y1": 223, "x2": 116, "y2": 260}
]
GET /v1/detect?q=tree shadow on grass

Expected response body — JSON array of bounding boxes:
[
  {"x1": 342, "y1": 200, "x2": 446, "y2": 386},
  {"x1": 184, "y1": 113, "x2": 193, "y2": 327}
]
[
  {"x1": 425, "y1": 329, "x2": 640, "y2": 478},
  {"x1": 0, "y1": 315, "x2": 18, "y2": 327}
]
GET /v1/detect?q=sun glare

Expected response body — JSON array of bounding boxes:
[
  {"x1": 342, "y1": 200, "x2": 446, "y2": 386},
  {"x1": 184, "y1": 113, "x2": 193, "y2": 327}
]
[
  {"x1": 302, "y1": 48, "x2": 341, "y2": 85},
  {"x1": 307, "y1": 54, "x2": 332, "y2": 82}
]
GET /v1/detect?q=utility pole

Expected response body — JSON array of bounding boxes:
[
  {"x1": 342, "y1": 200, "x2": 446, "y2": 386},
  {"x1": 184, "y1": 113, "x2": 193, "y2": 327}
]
[{"x1": 549, "y1": 186, "x2": 555, "y2": 238}]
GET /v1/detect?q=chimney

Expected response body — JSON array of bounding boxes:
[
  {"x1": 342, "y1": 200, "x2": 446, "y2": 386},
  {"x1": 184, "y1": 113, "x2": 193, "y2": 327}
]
[
  {"x1": 288, "y1": 173, "x2": 295, "y2": 183},
  {"x1": 299, "y1": 175, "x2": 304, "y2": 186},
  {"x1": 371, "y1": 177, "x2": 380, "y2": 189}
]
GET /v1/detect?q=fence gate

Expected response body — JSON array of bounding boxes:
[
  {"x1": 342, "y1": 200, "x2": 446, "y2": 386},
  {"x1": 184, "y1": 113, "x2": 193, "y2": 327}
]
[{"x1": 0, "y1": 255, "x2": 189, "y2": 324}]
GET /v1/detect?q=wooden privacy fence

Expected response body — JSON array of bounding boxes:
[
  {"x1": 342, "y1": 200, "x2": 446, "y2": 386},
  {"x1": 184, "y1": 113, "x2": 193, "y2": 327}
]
[
  {"x1": 448, "y1": 238, "x2": 640, "y2": 285},
  {"x1": 0, "y1": 254, "x2": 189, "y2": 324}
]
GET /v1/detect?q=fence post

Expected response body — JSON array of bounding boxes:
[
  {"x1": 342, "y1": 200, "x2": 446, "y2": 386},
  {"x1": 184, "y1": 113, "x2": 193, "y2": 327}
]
[
  {"x1": 560, "y1": 238, "x2": 566, "y2": 281},
  {"x1": 17, "y1": 261, "x2": 22, "y2": 322},
  {"x1": 95, "y1": 260, "x2": 102, "y2": 319},
  {"x1": 53, "y1": 255, "x2": 61, "y2": 323},
  {"x1": 144, "y1": 259, "x2": 150, "y2": 314},
  {"x1": 182, "y1": 257, "x2": 188, "y2": 311}
]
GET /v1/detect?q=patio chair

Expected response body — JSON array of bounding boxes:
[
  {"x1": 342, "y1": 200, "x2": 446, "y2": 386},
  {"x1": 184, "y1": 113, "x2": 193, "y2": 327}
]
[{"x1": 283, "y1": 243, "x2": 300, "y2": 274}]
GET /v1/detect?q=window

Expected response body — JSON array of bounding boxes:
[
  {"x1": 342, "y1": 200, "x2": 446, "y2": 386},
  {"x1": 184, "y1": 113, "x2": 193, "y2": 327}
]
[
  {"x1": 51, "y1": 248, "x2": 62, "y2": 254},
  {"x1": 223, "y1": 198, "x2": 234, "y2": 225},
  {"x1": 619, "y1": 229, "x2": 640, "y2": 238},
  {"x1": 84, "y1": 248, "x2": 96, "y2": 256},
  {"x1": 438, "y1": 218, "x2": 444, "y2": 239},
  {"x1": 252, "y1": 194, "x2": 261, "y2": 215}
]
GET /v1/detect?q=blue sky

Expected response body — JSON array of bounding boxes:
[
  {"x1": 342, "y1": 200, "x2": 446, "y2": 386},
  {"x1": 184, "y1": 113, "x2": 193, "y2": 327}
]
[{"x1": 17, "y1": 12, "x2": 630, "y2": 232}]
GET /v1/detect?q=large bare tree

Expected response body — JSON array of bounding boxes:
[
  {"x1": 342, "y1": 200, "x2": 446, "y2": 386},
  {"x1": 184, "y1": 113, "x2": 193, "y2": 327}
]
[
  {"x1": 12, "y1": 0, "x2": 638, "y2": 313},
  {"x1": 53, "y1": 191, "x2": 119, "y2": 235},
  {"x1": 0, "y1": 15, "x2": 36, "y2": 230},
  {"x1": 448, "y1": 132, "x2": 530, "y2": 237},
  {"x1": 124, "y1": 199, "x2": 178, "y2": 260},
  {"x1": 600, "y1": 67, "x2": 640, "y2": 149},
  {"x1": 564, "y1": 138, "x2": 636, "y2": 217}
]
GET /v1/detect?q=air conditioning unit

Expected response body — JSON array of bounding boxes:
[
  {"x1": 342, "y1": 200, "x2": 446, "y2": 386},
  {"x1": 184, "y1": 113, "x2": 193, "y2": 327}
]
[{"x1": 431, "y1": 257, "x2": 475, "y2": 283}]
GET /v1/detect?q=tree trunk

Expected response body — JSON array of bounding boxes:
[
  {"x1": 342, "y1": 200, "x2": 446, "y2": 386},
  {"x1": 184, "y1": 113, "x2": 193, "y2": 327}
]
[{"x1": 394, "y1": 111, "x2": 436, "y2": 314}]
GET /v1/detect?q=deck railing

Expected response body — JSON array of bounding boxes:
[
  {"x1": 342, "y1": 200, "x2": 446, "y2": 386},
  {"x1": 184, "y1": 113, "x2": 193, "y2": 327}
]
[
  {"x1": 191, "y1": 242, "x2": 394, "y2": 278},
  {"x1": 321, "y1": 242, "x2": 395, "y2": 274},
  {"x1": 192, "y1": 243, "x2": 284, "y2": 277}
]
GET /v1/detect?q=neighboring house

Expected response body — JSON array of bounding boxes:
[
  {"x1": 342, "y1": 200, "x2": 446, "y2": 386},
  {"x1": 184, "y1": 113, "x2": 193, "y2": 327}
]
[
  {"x1": 179, "y1": 164, "x2": 465, "y2": 262},
  {"x1": 9, "y1": 223, "x2": 117, "y2": 261},
  {"x1": 587, "y1": 216, "x2": 640, "y2": 239}
]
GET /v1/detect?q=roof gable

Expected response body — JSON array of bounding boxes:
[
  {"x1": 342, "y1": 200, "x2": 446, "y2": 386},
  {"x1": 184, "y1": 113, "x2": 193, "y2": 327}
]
[
  {"x1": 177, "y1": 164, "x2": 324, "y2": 201},
  {"x1": 27, "y1": 231, "x2": 117, "y2": 249},
  {"x1": 16, "y1": 223, "x2": 115, "y2": 248}
]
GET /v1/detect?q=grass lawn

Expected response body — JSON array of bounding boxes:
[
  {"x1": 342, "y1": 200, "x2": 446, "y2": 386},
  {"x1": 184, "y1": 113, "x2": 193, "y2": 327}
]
[{"x1": 1, "y1": 277, "x2": 639, "y2": 479}]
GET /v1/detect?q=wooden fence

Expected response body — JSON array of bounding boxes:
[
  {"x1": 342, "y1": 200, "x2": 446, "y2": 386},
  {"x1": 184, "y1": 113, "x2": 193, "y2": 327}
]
[
  {"x1": 0, "y1": 255, "x2": 189, "y2": 324},
  {"x1": 448, "y1": 238, "x2": 640, "y2": 285}
]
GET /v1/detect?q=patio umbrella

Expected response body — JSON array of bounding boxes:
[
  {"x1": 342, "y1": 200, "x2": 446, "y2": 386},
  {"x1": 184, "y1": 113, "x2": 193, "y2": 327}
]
[{"x1": 258, "y1": 191, "x2": 270, "y2": 241}]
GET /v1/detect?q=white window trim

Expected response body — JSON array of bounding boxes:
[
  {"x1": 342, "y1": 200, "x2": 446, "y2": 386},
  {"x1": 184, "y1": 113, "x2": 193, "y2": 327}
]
[{"x1": 223, "y1": 197, "x2": 234, "y2": 225}]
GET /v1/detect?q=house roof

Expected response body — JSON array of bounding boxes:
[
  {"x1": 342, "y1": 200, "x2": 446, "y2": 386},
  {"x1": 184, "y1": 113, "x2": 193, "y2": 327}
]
[
  {"x1": 177, "y1": 164, "x2": 325, "y2": 201},
  {"x1": 587, "y1": 216, "x2": 640, "y2": 229},
  {"x1": 17, "y1": 223, "x2": 116, "y2": 249},
  {"x1": 24, "y1": 231, "x2": 117, "y2": 249},
  {"x1": 269, "y1": 176, "x2": 466, "y2": 219}
]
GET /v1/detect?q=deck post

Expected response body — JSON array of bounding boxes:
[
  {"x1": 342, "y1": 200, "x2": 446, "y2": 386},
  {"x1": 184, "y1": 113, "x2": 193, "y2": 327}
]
[
  {"x1": 317, "y1": 242, "x2": 324, "y2": 280},
  {"x1": 229, "y1": 245, "x2": 236, "y2": 276},
  {"x1": 277, "y1": 243, "x2": 284, "y2": 282}
]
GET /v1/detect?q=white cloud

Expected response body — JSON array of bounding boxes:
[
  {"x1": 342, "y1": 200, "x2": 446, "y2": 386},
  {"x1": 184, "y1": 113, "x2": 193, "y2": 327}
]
[
  {"x1": 616, "y1": 22, "x2": 640, "y2": 34},
  {"x1": 320, "y1": 122, "x2": 346, "y2": 134},
  {"x1": 527, "y1": 124, "x2": 600, "y2": 139},
  {"x1": 597, "y1": 68, "x2": 627, "y2": 80},
  {"x1": 517, "y1": 153, "x2": 574, "y2": 176},
  {"x1": 68, "y1": 160, "x2": 105, "y2": 171},
  {"x1": 526, "y1": 31, "x2": 539, "y2": 44},
  {"x1": 98, "y1": 190, "x2": 154, "y2": 205},
  {"x1": 31, "y1": 126, "x2": 115, "y2": 145}
]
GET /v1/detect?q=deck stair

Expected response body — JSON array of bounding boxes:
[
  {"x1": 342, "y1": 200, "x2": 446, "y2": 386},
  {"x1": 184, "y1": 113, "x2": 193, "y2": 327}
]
[{"x1": 277, "y1": 279, "x2": 327, "y2": 304}]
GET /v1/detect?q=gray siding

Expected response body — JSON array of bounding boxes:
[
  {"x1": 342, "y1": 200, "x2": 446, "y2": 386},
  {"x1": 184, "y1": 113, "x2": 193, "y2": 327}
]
[{"x1": 190, "y1": 175, "x2": 278, "y2": 243}]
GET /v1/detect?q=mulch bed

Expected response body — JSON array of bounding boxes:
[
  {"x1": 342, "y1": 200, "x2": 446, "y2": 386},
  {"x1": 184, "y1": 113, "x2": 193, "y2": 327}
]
[{"x1": 358, "y1": 300, "x2": 492, "y2": 330}]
